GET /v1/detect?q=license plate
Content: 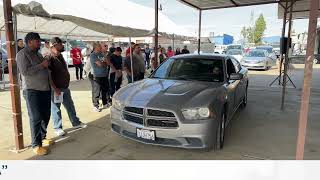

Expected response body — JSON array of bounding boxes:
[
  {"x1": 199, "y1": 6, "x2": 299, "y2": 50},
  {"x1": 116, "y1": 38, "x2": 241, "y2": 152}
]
[{"x1": 136, "y1": 128, "x2": 156, "y2": 141}]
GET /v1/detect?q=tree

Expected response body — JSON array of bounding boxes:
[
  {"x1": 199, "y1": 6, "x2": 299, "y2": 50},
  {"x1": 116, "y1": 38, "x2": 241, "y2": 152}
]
[
  {"x1": 253, "y1": 14, "x2": 266, "y2": 44},
  {"x1": 241, "y1": 26, "x2": 254, "y2": 43}
]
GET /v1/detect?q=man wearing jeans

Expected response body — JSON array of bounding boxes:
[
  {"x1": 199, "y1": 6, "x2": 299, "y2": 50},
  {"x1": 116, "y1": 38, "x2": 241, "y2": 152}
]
[
  {"x1": 46, "y1": 37, "x2": 87, "y2": 137},
  {"x1": 90, "y1": 42, "x2": 109, "y2": 112},
  {"x1": 16, "y1": 32, "x2": 52, "y2": 156}
]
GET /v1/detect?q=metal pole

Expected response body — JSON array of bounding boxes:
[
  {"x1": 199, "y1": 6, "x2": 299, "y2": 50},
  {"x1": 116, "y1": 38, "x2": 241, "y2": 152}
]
[
  {"x1": 281, "y1": 0, "x2": 294, "y2": 110},
  {"x1": 198, "y1": 9, "x2": 202, "y2": 54},
  {"x1": 296, "y1": 0, "x2": 319, "y2": 160},
  {"x1": 154, "y1": 0, "x2": 159, "y2": 64},
  {"x1": 3, "y1": 0, "x2": 24, "y2": 150},
  {"x1": 172, "y1": 34, "x2": 175, "y2": 51},
  {"x1": 279, "y1": 1, "x2": 288, "y2": 85},
  {"x1": 129, "y1": 37, "x2": 134, "y2": 83}
]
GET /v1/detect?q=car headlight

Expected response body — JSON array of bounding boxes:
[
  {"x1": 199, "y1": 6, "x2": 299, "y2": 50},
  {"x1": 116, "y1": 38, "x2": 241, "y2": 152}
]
[
  {"x1": 182, "y1": 107, "x2": 210, "y2": 120},
  {"x1": 113, "y1": 99, "x2": 124, "y2": 111}
]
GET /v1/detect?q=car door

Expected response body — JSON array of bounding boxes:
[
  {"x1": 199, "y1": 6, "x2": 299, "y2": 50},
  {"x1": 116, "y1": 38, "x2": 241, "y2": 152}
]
[
  {"x1": 225, "y1": 58, "x2": 238, "y2": 121},
  {"x1": 231, "y1": 58, "x2": 245, "y2": 107}
]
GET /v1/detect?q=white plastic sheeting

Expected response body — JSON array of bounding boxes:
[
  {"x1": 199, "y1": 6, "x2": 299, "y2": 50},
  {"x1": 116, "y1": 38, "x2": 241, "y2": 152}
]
[{"x1": 0, "y1": 0, "x2": 191, "y2": 40}]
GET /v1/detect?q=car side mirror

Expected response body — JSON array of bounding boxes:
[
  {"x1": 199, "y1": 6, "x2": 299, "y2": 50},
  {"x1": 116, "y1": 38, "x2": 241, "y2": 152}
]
[{"x1": 230, "y1": 73, "x2": 243, "y2": 80}]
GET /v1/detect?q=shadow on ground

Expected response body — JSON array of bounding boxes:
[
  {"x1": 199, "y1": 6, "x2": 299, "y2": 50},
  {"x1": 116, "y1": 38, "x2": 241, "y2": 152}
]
[{"x1": 25, "y1": 87, "x2": 320, "y2": 160}]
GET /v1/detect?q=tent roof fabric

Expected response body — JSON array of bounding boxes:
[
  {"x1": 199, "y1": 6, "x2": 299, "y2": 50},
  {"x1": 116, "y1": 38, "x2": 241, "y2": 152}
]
[
  {"x1": 0, "y1": 0, "x2": 192, "y2": 40},
  {"x1": 178, "y1": 0, "x2": 280, "y2": 10}
]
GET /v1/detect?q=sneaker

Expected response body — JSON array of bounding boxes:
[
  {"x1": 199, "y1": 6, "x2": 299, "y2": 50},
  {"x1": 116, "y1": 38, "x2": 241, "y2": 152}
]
[
  {"x1": 93, "y1": 106, "x2": 101, "y2": 112},
  {"x1": 73, "y1": 123, "x2": 88, "y2": 129},
  {"x1": 103, "y1": 104, "x2": 110, "y2": 109},
  {"x1": 33, "y1": 146, "x2": 48, "y2": 156},
  {"x1": 42, "y1": 138, "x2": 55, "y2": 146},
  {"x1": 55, "y1": 129, "x2": 66, "y2": 136}
]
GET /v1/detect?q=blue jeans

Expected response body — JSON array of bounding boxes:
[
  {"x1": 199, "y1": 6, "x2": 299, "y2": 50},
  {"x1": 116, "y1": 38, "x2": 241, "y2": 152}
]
[
  {"x1": 23, "y1": 90, "x2": 51, "y2": 148},
  {"x1": 51, "y1": 88, "x2": 81, "y2": 130}
]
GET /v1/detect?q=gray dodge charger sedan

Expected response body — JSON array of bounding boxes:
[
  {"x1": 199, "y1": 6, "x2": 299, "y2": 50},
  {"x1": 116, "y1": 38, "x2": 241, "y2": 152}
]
[{"x1": 111, "y1": 54, "x2": 248, "y2": 150}]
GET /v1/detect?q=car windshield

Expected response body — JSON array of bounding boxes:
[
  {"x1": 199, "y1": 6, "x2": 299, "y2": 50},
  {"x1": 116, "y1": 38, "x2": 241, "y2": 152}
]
[
  {"x1": 226, "y1": 50, "x2": 242, "y2": 55},
  {"x1": 227, "y1": 45, "x2": 242, "y2": 50},
  {"x1": 246, "y1": 51, "x2": 266, "y2": 57},
  {"x1": 152, "y1": 58, "x2": 224, "y2": 82},
  {"x1": 256, "y1": 47, "x2": 273, "y2": 53}
]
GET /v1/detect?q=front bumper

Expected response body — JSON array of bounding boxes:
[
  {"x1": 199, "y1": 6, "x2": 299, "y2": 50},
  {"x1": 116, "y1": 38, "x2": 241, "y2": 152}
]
[
  {"x1": 242, "y1": 62, "x2": 267, "y2": 69},
  {"x1": 110, "y1": 107, "x2": 217, "y2": 149}
]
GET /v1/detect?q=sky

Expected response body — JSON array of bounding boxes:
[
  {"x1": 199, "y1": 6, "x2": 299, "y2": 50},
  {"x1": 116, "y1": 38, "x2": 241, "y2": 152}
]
[{"x1": 129, "y1": 0, "x2": 309, "y2": 40}]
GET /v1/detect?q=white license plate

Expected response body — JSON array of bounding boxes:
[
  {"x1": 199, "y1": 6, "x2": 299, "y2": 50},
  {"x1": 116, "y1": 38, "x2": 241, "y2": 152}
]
[{"x1": 136, "y1": 128, "x2": 156, "y2": 141}]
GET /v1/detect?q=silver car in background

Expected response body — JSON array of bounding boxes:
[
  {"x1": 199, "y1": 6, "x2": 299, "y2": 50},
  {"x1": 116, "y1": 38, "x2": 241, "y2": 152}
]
[
  {"x1": 241, "y1": 49, "x2": 276, "y2": 70},
  {"x1": 226, "y1": 49, "x2": 244, "y2": 62},
  {"x1": 111, "y1": 54, "x2": 249, "y2": 150}
]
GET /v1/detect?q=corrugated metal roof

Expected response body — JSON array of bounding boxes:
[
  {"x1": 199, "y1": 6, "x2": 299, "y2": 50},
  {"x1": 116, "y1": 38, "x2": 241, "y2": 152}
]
[
  {"x1": 178, "y1": 0, "x2": 281, "y2": 10},
  {"x1": 278, "y1": 0, "x2": 320, "y2": 19}
]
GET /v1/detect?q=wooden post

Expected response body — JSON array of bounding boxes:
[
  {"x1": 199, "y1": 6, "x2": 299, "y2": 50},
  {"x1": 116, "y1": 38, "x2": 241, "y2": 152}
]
[
  {"x1": 3, "y1": 0, "x2": 24, "y2": 150},
  {"x1": 296, "y1": 0, "x2": 319, "y2": 160}
]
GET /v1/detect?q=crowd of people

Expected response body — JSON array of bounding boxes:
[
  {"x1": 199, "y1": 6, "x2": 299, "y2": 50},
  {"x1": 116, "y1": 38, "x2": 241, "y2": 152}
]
[{"x1": 14, "y1": 31, "x2": 191, "y2": 156}]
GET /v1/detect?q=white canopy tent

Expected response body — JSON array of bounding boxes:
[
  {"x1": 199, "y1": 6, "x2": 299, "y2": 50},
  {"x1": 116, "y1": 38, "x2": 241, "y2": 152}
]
[{"x1": 0, "y1": 0, "x2": 191, "y2": 40}]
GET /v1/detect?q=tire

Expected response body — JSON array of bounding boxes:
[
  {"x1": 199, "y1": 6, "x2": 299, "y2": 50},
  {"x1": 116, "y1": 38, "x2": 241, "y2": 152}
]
[
  {"x1": 241, "y1": 86, "x2": 248, "y2": 108},
  {"x1": 314, "y1": 59, "x2": 318, "y2": 64},
  {"x1": 264, "y1": 63, "x2": 268, "y2": 71},
  {"x1": 215, "y1": 111, "x2": 226, "y2": 150}
]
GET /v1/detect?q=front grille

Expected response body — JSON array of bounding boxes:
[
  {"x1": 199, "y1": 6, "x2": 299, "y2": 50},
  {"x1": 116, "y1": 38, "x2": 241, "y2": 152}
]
[
  {"x1": 147, "y1": 109, "x2": 175, "y2": 117},
  {"x1": 147, "y1": 119, "x2": 178, "y2": 128},
  {"x1": 123, "y1": 113, "x2": 143, "y2": 125},
  {"x1": 124, "y1": 106, "x2": 144, "y2": 114}
]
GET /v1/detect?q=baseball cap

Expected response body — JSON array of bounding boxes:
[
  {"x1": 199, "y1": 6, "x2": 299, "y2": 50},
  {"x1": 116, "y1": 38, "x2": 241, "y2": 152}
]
[{"x1": 50, "y1": 37, "x2": 63, "y2": 47}]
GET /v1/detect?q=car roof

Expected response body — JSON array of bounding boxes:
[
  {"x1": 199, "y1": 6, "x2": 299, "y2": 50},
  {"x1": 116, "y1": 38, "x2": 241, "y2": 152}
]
[
  {"x1": 249, "y1": 49, "x2": 268, "y2": 52},
  {"x1": 256, "y1": 46, "x2": 273, "y2": 48},
  {"x1": 172, "y1": 53, "x2": 228, "y2": 60}
]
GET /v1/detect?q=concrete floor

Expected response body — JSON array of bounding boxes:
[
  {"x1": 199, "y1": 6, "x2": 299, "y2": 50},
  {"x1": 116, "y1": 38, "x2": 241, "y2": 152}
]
[{"x1": 0, "y1": 65, "x2": 320, "y2": 160}]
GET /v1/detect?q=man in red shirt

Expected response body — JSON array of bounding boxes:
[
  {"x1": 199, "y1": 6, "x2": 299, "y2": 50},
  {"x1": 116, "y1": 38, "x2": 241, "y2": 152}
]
[
  {"x1": 125, "y1": 42, "x2": 135, "y2": 57},
  {"x1": 166, "y1": 46, "x2": 175, "y2": 57},
  {"x1": 70, "y1": 45, "x2": 84, "y2": 80}
]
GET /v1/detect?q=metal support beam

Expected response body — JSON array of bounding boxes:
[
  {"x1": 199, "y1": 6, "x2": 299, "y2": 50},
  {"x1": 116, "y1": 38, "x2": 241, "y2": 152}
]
[
  {"x1": 278, "y1": 1, "x2": 288, "y2": 85},
  {"x1": 172, "y1": 34, "x2": 175, "y2": 51},
  {"x1": 154, "y1": 0, "x2": 159, "y2": 64},
  {"x1": 202, "y1": 1, "x2": 279, "y2": 10},
  {"x1": 129, "y1": 37, "x2": 134, "y2": 83},
  {"x1": 296, "y1": 0, "x2": 319, "y2": 160},
  {"x1": 198, "y1": 9, "x2": 202, "y2": 54},
  {"x1": 3, "y1": 0, "x2": 24, "y2": 150},
  {"x1": 281, "y1": 0, "x2": 294, "y2": 110},
  {"x1": 230, "y1": 0, "x2": 238, "y2": 6}
]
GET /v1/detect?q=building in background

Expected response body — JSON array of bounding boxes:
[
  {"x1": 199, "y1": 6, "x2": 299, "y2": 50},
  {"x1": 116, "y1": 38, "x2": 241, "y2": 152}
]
[{"x1": 212, "y1": 34, "x2": 234, "y2": 45}]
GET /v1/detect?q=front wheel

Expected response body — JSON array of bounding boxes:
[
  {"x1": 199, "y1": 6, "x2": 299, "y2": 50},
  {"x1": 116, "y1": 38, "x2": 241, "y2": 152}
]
[
  {"x1": 241, "y1": 87, "x2": 248, "y2": 108},
  {"x1": 214, "y1": 111, "x2": 226, "y2": 150}
]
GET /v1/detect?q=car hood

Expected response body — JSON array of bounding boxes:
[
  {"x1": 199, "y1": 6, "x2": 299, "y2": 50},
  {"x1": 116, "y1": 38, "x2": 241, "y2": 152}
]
[
  {"x1": 232, "y1": 55, "x2": 243, "y2": 61},
  {"x1": 114, "y1": 78, "x2": 224, "y2": 109}
]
